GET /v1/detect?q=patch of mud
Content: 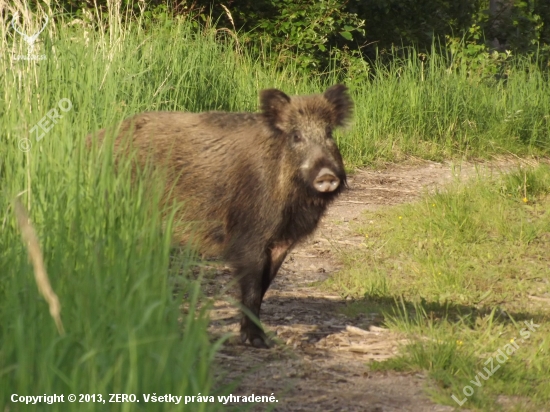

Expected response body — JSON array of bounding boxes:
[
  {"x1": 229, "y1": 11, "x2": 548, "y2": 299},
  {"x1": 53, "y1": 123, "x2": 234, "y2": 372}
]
[{"x1": 207, "y1": 158, "x2": 535, "y2": 412}]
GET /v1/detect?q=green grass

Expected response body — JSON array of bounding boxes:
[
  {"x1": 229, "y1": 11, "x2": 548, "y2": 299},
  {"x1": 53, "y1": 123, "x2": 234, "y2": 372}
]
[
  {"x1": 4, "y1": 4, "x2": 549, "y2": 169},
  {"x1": 345, "y1": 52, "x2": 550, "y2": 165},
  {"x1": 0, "y1": 128, "x2": 226, "y2": 411},
  {"x1": 1, "y1": 7, "x2": 236, "y2": 412},
  {"x1": 326, "y1": 164, "x2": 550, "y2": 410}
]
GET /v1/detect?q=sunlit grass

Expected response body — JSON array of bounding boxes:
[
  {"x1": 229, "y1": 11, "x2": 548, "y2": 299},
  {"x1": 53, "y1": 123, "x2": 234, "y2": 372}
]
[
  {"x1": 1, "y1": 5, "x2": 233, "y2": 411},
  {"x1": 343, "y1": 51, "x2": 550, "y2": 166},
  {"x1": 326, "y1": 164, "x2": 550, "y2": 410}
]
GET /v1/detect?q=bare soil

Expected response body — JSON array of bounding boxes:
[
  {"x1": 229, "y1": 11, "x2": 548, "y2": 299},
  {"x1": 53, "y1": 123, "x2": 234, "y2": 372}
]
[{"x1": 206, "y1": 158, "x2": 533, "y2": 412}]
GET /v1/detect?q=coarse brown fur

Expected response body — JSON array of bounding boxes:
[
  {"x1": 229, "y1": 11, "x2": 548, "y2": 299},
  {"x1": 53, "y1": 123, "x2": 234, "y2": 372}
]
[{"x1": 89, "y1": 84, "x2": 353, "y2": 348}]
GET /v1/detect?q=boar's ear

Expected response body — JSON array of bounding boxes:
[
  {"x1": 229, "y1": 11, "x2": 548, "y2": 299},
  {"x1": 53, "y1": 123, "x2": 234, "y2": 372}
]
[
  {"x1": 260, "y1": 88, "x2": 291, "y2": 132},
  {"x1": 324, "y1": 84, "x2": 353, "y2": 127}
]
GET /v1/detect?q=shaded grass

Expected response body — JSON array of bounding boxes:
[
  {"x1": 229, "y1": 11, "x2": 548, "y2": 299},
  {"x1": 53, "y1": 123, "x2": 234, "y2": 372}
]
[{"x1": 326, "y1": 164, "x2": 550, "y2": 410}]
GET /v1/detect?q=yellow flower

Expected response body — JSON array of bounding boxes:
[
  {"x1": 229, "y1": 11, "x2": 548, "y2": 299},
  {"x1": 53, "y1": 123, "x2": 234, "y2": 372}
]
[
  {"x1": 432, "y1": 203, "x2": 436, "y2": 207},
  {"x1": 399, "y1": 216, "x2": 403, "y2": 220},
  {"x1": 456, "y1": 340, "x2": 463, "y2": 346},
  {"x1": 522, "y1": 197, "x2": 528, "y2": 203},
  {"x1": 510, "y1": 338, "x2": 515, "y2": 343}
]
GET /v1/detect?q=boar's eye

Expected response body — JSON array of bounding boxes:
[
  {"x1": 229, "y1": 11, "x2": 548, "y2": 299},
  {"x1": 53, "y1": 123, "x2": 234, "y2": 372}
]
[{"x1": 292, "y1": 132, "x2": 302, "y2": 143}]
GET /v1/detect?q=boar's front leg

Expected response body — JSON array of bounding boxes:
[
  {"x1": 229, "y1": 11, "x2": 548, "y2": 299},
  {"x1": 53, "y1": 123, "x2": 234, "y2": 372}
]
[
  {"x1": 262, "y1": 240, "x2": 294, "y2": 298},
  {"x1": 238, "y1": 241, "x2": 295, "y2": 349},
  {"x1": 238, "y1": 256, "x2": 272, "y2": 349}
]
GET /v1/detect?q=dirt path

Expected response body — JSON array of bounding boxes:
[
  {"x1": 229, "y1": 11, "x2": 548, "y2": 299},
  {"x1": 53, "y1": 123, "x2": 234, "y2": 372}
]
[{"x1": 207, "y1": 158, "x2": 531, "y2": 412}]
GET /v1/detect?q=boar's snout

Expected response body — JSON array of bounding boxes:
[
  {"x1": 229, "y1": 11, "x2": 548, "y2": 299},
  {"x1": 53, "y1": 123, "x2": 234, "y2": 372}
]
[
  {"x1": 313, "y1": 167, "x2": 340, "y2": 192},
  {"x1": 300, "y1": 146, "x2": 346, "y2": 195}
]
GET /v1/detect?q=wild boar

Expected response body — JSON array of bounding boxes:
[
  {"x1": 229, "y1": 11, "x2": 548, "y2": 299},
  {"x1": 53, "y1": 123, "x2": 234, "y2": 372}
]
[{"x1": 90, "y1": 84, "x2": 352, "y2": 348}]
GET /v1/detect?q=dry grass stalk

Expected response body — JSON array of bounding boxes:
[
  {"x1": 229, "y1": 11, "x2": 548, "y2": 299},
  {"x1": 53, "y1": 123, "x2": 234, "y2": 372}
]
[
  {"x1": 219, "y1": 4, "x2": 242, "y2": 56},
  {"x1": 220, "y1": 4, "x2": 235, "y2": 31},
  {"x1": 14, "y1": 198, "x2": 65, "y2": 336}
]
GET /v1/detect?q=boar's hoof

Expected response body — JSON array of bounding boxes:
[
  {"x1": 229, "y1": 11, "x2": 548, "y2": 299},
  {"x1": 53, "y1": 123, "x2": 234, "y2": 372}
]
[
  {"x1": 251, "y1": 336, "x2": 271, "y2": 349},
  {"x1": 240, "y1": 328, "x2": 273, "y2": 349},
  {"x1": 313, "y1": 168, "x2": 340, "y2": 192}
]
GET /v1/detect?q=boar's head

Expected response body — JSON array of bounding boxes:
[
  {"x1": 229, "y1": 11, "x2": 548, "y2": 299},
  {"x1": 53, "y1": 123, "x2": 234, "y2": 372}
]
[{"x1": 260, "y1": 84, "x2": 352, "y2": 198}]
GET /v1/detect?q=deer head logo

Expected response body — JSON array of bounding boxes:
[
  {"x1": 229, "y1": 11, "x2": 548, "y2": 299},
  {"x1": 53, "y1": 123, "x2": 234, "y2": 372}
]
[{"x1": 11, "y1": 12, "x2": 49, "y2": 54}]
